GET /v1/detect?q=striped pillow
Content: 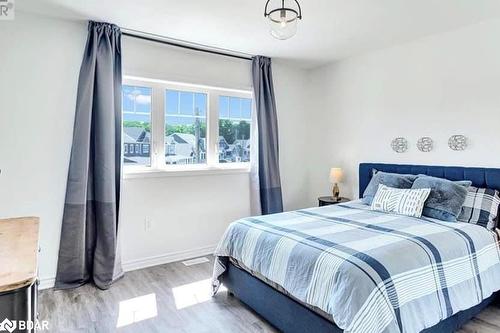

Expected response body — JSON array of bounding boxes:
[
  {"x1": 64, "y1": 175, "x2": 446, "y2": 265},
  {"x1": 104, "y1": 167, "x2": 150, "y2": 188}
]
[
  {"x1": 457, "y1": 186, "x2": 500, "y2": 230},
  {"x1": 371, "y1": 184, "x2": 431, "y2": 218}
]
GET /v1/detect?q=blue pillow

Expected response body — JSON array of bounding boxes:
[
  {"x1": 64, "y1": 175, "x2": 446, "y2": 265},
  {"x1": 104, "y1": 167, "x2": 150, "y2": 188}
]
[
  {"x1": 411, "y1": 176, "x2": 468, "y2": 221},
  {"x1": 416, "y1": 174, "x2": 472, "y2": 188},
  {"x1": 362, "y1": 171, "x2": 418, "y2": 205}
]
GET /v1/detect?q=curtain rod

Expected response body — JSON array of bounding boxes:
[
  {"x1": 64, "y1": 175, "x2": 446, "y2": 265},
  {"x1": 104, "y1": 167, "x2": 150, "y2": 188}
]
[{"x1": 121, "y1": 28, "x2": 254, "y2": 61}]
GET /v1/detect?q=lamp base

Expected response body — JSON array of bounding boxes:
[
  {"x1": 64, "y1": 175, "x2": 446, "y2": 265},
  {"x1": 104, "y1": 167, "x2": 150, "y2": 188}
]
[{"x1": 332, "y1": 183, "x2": 340, "y2": 202}]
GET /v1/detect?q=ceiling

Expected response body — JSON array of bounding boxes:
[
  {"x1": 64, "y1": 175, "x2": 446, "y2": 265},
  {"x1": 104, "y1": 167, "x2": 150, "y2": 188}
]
[{"x1": 18, "y1": 0, "x2": 500, "y2": 69}]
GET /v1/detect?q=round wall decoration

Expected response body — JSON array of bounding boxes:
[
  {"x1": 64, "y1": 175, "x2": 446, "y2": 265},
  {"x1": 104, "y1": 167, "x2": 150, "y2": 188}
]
[
  {"x1": 448, "y1": 135, "x2": 468, "y2": 151},
  {"x1": 391, "y1": 137, "x2": 408, "y2": 153},
  {"x1": 417, "y1": 137, "x2": 433, "y2": 152}
]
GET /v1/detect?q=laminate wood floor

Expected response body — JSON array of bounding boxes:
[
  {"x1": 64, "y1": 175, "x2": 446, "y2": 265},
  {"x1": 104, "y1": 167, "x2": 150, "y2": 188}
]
[{"x1": 39, "y1": 257, "x2": 500, "y2": 333}]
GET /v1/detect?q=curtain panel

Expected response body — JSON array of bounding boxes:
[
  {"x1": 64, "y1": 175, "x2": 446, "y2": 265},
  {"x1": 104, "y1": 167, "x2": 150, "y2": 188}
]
[
  {"x1": 55, "y1": 21, "x2": 123, "y2": 290},
  {"x1": 252, "y1": 56, "x2": 284, "y2": 214}
]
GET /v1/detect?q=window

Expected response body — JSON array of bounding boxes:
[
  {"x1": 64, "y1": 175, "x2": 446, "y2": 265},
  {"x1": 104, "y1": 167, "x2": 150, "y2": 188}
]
[
  {"x1": 122, "y1": 77, "x2": 252, "y2": 173},
  {"x1": 165, "y1": 90, "x2": 207, "y2": 165},
  {"x1": 122, "y1": 85, "x2": 152, "y2": 166},
  {"x1": 218, "y1": 96, "x2": 252, "y2": 163}
]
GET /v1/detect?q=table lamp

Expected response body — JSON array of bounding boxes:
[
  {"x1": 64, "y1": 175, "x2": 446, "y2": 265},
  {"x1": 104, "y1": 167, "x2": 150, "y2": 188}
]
[{"x1": 329, "y1": 168, "x2": 343, "y2": 202}]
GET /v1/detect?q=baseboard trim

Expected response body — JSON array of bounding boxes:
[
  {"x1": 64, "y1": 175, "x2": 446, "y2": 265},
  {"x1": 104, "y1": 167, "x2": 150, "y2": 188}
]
[
  {"x1": 38, "y1": 244, "x2": 216, "y2": 290},
  {"x1": 39, "y1": 277, "x2": 56, "y2": 290},
  {"x1": 122, "y1": 244, "x2": 217, "y2": 272}
]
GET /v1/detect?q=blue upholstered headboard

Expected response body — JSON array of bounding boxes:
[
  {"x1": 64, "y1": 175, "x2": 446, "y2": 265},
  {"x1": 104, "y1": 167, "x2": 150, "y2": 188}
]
[{"x1": 359, "y1": 163, "x2": 500, "y2": 198}]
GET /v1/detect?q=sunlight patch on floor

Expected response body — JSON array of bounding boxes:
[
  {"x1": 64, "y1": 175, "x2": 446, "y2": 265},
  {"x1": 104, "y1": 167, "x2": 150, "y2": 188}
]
[
  {"x1": 116, "y1": 293, "x2": 158, "y2": 327},
  {"x1": 172, "y1": 278, "x2": 227, "y2": 309}
]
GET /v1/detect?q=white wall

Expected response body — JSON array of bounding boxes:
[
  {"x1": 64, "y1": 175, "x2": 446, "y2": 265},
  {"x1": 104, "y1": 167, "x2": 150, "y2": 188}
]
[
  {"x1": 273, "y1": 61, "x2": 314, "y2": 209},
  {"x1": 307, "y1": 19, "x2": 500, "y2": 200},
  {"x1": 0, "y1": 13, "x2": 86, "y2": 283},
  {"x1": 120, "y1": 37, "x2": 311, "y2": 269},
  {"x1": 0, "y1": 13, "x2": 311, "y2": 285},
  {"x1": 122, "y1": 36, "x2": 253, "y2": 90}
]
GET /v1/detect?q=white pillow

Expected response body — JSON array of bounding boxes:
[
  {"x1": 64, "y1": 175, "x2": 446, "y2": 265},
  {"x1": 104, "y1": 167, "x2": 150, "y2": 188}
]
[{"x1": 371, "y1": 184, "x2": 431, "y2": 218}]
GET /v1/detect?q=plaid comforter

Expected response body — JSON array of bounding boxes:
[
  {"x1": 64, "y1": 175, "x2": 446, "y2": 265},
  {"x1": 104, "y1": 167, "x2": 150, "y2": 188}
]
[{"x1": 213, "y1": 201, "x2": 500, "y2": 333}]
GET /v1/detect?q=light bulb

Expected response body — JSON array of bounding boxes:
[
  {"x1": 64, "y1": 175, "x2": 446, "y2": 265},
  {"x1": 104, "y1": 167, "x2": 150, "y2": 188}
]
[{"x1": 279, "y1": 9, "x2": 287, "y2": 28}]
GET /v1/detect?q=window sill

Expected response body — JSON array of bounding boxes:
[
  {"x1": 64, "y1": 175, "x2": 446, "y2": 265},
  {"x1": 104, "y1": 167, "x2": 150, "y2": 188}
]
[{"x1": 123, "y1": 164, "x2": 251, "y2": 179}]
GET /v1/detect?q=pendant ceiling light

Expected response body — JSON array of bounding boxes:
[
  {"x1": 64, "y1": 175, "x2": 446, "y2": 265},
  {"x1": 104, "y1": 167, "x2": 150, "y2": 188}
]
[{"x1": 264, "y1": 0, "x2": 302, "y2": 40}]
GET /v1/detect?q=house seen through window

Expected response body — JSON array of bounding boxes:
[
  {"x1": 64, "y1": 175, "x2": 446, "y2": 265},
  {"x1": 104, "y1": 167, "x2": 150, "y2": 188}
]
[
  {"x1": 165, "y1": 90, "x2": 207, "y2": 165},
  {"x1": 122, "y1": 85, "x2": 152, "y2": 166},
  {"x1": 218, "y1": 96, "x2": 252, "y2": 163}
]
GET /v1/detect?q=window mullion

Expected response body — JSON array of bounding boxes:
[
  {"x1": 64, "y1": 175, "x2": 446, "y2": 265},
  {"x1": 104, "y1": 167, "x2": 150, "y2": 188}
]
[
  {"x1": 207, "y1": 90, "x2": 219, "y2": 167},
  {"x1": 152, "y1": 85, "x2": 165, "y2": 169}
]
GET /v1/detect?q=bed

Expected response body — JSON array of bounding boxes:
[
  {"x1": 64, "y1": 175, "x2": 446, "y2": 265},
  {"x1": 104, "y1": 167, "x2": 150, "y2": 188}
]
[{"x1": 213, "y1": 163, "x2": 500, "y2": 333}]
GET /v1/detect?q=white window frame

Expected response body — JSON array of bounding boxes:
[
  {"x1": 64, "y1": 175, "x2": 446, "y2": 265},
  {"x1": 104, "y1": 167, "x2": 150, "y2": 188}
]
[{"x1": 123, "y1": 76, "x2": 253, "y2": 178}]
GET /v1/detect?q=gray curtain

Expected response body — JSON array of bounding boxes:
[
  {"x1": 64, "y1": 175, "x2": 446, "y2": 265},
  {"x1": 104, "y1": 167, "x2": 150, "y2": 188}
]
[
  {"x1": 55, "y1": 21, "x2": 123, "y2": 290},
  {"x1": 252, "y1": 56, "x2": 284, "y2": 214}
]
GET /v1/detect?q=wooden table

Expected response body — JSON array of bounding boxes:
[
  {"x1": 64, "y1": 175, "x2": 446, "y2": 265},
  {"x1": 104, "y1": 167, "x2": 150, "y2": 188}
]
[{"x1": 0, "y1": 217, "x2": 40, "y2": 332}]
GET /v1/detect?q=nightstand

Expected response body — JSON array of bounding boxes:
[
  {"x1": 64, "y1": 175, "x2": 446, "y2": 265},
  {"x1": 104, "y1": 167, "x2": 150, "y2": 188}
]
[{"x1": 318, "y1": 196, "x2": 350, "y2": 207}]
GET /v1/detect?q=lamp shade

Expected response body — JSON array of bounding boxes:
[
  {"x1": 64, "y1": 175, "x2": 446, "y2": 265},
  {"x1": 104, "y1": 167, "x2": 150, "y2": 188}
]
[
  {"x1": 329, "y1": 168, "x2": 343, "y2": 183},
  {"x1": 268, "y1": 9, "x2": 298, "y2": 40},
  {"x1": 264, "y1": 0, "x2": 302, "y2": 40}
]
